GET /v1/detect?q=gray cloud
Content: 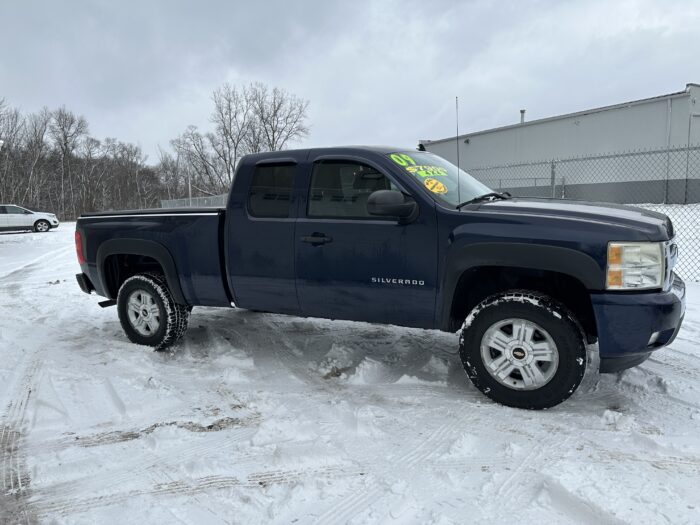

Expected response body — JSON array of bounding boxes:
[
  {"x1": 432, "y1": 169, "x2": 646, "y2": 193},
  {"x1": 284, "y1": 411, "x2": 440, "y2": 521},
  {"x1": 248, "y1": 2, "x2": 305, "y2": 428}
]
[{"x1": 1, "y1": 0, "x2": 698, "y2": 162}]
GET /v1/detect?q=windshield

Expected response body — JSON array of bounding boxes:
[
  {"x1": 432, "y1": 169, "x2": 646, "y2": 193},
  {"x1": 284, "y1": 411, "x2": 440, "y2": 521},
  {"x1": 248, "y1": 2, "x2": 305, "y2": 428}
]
[{"x1": 387, "y1": 151, "x2": 492, "y2": 207}]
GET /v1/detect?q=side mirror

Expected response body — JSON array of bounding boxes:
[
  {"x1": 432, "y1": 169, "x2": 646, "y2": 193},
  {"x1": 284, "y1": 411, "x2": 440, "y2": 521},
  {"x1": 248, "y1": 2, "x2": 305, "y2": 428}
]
[{"x1": 367, "y1": 190, "x2": 418, "y2": 223}]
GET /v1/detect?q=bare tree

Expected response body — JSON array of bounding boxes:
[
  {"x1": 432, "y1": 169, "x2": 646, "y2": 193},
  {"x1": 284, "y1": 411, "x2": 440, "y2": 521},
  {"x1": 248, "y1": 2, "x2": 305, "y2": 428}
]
[
  {"x1": 171, "y1": 126, "x2": 226, "y2": 193},
  {"x1": 0, "y1": 105, "x2": 25, "y2": 203},
  {"x1": 247, "y1": 82, "x2": 310, "y2": 152},
  {"x1": 49, "y1": 107, "x2": 88, "y2": 217},
  {"x1": 0, "y1": 100, "x2": 168, "y2": 218},
  {"x1": 209, "y1": 83, "x2": 253, "y2": 185},
  {"x1": 21, "y1": 108, "x2": 51, "y2": 204},
  {"x1": 170, "y1": 81, "x2": 310, "y2": 197},
  {"x1": 156, "y1": 147, "x2": 184, "y2": 200},
  {"x1": 0, "y1": 82, "x2": 311, "y2": 216}
]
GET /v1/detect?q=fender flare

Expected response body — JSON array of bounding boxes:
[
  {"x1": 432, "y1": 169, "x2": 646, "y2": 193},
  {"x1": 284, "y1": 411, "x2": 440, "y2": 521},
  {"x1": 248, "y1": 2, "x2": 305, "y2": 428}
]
[
  {"x1": 96, "y1": 238, "x2": 187, "y2": 304},
  {"x1": 439, "y1": 242, "x2": 604, "y2": 330}
]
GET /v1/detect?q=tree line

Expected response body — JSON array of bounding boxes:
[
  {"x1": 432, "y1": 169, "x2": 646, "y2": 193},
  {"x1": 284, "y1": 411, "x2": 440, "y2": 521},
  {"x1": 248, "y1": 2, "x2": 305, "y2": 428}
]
[{"x1": 0, "y1": 82, "x2": 309, "y2": 219}]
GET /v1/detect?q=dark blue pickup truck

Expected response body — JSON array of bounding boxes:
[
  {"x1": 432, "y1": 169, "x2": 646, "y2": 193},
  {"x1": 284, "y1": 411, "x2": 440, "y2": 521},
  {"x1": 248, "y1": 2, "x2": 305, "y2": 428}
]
[{"x1": 75, "y1": 146, "x2": 686, "y2": 409}]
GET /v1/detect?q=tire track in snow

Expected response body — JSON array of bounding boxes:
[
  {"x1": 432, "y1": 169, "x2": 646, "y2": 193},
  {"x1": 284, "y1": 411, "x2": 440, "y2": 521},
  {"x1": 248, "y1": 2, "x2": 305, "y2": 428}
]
[
  {"x1": 0, "y1": 246, "x2": 72, "y2": 282},
  {"x1": 35, "y1": 465, "x2": 364, "y2": 517},
  {"x1": 30, "y1": 423, "x2": 257, "y2": 510},
  {"x1": 0, "y1": 355, "x2": 41, "y2": 525},
  {"x1": 314, "y1": 412, "x2": 471, "y2": 525}
]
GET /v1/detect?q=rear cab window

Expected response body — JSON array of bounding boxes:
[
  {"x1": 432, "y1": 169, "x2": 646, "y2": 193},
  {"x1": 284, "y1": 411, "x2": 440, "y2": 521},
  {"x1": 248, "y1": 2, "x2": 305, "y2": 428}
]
[{"x1": 247, "y1": 164, "x2": 296, "y2": 218}]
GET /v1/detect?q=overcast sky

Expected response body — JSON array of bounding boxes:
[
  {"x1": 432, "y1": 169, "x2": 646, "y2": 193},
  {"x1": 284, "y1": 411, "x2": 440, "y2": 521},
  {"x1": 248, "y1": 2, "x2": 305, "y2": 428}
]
[{"x1": 1, "y1": 0, "x2": 698, "y2": 162}]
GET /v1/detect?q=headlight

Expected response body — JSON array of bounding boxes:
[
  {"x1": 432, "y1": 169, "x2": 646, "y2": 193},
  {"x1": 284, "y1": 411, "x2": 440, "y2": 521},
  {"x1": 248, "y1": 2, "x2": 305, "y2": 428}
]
[{"x1": 606, "y1": 242, "x2": 664, "y2": 290}]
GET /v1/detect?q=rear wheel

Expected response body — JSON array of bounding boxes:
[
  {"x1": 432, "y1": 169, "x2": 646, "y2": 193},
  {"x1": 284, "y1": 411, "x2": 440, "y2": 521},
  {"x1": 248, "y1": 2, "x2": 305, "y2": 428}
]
[
  {"x1": 460, "y1": 290, "x2": 586, "y2": 409},
  {"x1": 34, "y1": 220, "x2": 50, "y2": 232},
  {"x1": 117, "y1": 273, "x2": 190, "y2": 350}
]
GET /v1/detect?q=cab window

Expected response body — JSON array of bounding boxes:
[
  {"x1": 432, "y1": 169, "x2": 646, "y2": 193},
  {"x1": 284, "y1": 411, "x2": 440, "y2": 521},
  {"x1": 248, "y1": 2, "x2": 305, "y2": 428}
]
[
  {"x1": 247, "y1": 164, "x2": 296, "y2": 218},
  {"x1": 307, "y1": 161, "x2": 397, "y2": 219}
]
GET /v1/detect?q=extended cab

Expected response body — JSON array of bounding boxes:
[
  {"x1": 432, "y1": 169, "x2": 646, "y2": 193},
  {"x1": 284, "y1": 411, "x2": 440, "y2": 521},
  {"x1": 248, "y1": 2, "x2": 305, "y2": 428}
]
[{"x1": 75, "y1": 146, "x2": 686, "y2": 409}]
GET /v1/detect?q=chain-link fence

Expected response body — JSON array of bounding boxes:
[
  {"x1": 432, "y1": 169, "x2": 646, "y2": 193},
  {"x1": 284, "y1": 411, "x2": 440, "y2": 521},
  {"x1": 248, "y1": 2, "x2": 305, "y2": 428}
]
[
  {"x1": 468, "y1": 144, "x2": 700, "y2": 281},
  {"x1": 160, "y1": 194, "x2": 228, "y2": 208}
]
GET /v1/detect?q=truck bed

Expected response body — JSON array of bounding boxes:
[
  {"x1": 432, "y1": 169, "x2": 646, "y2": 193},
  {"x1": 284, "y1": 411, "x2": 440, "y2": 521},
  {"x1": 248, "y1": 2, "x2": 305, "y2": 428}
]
[
  {"x1": 80, "y1": 207, "x2": 224, "y2": 217},
  {"x1": 77, "y1": 208, "x2": 231, "y2": 307}
]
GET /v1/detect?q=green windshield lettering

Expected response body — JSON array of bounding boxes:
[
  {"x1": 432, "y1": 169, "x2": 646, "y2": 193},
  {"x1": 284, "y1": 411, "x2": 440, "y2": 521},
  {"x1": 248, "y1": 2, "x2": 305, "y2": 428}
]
[
  {"x1": 390, "y1": 153, "x2": 416, "y2": 166},
  {"x1": 386, "y1": 151, "x2": 493, "y2": 207}
]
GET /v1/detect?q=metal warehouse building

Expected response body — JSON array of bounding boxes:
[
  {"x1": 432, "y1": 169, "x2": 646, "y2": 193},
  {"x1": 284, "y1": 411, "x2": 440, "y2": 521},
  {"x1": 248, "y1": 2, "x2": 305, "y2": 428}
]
[{"x1": 420, "y1": 83, "x2": 700, "y2": 204}]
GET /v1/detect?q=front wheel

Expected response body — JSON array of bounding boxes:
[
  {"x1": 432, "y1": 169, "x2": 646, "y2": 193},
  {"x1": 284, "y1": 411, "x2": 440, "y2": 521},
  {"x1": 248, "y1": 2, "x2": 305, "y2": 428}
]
[
  {"x1": 117, "y1": 273, "x2": 190, "y2": 350},
  {"x1": 34, "y1": 220, "x2": 50, "y2": 232},
  {"x1": 460, "y1": 290, "x2": 586, "y2": 410}
]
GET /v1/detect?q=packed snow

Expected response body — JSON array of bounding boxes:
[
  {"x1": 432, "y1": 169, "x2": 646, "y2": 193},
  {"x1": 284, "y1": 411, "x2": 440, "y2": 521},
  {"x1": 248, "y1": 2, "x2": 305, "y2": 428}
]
[{"x1": 1, "y1": 225, "x2": 699, "y2": 524}]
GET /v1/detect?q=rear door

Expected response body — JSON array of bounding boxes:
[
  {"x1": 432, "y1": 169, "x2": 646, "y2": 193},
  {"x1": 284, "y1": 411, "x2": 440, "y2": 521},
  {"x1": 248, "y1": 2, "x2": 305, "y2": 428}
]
[
  {"x1": 226, "y1": 156, "x2": 303, "y2": 315},
  {"x1": 295, "y1": 155, "x2": 438, "y2": 328}
]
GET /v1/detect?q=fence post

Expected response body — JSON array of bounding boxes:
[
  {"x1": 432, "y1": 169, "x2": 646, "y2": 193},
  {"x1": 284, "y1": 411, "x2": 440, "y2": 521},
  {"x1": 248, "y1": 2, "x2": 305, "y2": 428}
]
[
  {"x1": 550, "y1": 161, "x2": 556, "y2": 198},
  {"x1": 561, "y1": 176, "x2": 566, "y2": 199}
]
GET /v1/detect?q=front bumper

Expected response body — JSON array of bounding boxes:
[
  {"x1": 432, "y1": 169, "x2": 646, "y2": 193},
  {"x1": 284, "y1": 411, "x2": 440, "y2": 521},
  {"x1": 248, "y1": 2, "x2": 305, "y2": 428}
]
[{"x1": 592, "y1": 273, "x2": 685, "y2": 373}]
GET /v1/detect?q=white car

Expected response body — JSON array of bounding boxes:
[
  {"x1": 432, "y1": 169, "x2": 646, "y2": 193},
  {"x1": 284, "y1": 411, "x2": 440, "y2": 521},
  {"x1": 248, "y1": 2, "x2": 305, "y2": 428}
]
[{"x1": 0, "y1": 204, "x2": 60, "y2": 232}]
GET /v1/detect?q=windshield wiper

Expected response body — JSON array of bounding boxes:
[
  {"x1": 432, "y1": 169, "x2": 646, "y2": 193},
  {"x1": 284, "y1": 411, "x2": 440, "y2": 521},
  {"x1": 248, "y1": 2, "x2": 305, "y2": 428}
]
[{"x1": 456, "y1": 192, "x2": 511, "y2": 209}]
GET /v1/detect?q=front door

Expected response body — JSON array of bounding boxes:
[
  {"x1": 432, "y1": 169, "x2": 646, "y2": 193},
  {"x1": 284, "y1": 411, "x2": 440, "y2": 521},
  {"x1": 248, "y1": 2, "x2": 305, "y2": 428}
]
[
  {"x1": 5, "y1": 206, "x2": 32, "y2": 229},
  {"x1": 295, "y1": 157, "x2": 437, "y2": 328}
]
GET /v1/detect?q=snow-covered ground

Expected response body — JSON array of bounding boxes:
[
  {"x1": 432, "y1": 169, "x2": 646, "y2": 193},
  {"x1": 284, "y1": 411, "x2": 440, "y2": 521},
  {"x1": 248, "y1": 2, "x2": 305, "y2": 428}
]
[{"x1": 1, "y1": 226, "x2": 699, "y2": 524}]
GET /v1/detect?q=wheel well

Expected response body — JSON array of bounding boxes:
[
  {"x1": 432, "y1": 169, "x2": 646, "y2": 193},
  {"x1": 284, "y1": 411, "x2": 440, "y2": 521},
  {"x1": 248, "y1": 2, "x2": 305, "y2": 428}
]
[
  {"x1": 103, "y1": 254, "x2": 165, "y2": 298},
  {"x1": 449, "y1": 266, "x2": 597, "y2": 343}
]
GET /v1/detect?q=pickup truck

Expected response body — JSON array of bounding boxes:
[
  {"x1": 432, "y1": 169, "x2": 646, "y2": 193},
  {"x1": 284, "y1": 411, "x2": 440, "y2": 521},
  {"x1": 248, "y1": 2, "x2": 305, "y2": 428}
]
[{"x1": 75, "y1": 146, "x2": 686, "y2": 409}]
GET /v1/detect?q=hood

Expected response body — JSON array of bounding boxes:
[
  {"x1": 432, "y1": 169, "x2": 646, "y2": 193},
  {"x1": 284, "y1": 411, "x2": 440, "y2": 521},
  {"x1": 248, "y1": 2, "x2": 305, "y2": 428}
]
[{"x1": 475, "y1": 198, "x2": 673, "y2": 240}]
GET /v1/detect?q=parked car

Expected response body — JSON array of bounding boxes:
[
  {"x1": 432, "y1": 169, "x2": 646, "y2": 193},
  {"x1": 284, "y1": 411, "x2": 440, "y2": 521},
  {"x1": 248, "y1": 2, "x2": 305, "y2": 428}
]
[
  {"x1": 74, "y1": 146, "x2": 685, "y2": 409},
  {"x1": 0, "y1": 205, "x2": 59, "y2": 232}
]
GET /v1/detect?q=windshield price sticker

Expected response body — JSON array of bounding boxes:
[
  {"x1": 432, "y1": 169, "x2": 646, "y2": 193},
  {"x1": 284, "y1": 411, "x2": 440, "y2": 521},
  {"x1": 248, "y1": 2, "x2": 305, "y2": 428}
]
[
  {"x1": 391, "y1": 154, "x2": 447, "y2": 177},
  {"x1": 406, "y1": 165, "x2": 447, "y2": 177},
  {"x1": 424, "y1": 178, "x2": 447, "y2": 194}
]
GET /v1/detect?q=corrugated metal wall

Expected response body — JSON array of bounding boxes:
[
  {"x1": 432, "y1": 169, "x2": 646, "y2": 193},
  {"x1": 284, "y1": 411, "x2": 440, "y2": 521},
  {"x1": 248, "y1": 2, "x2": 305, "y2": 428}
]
[{"x1": 424, "y1": 84, "x2": 700, "y2": 182}]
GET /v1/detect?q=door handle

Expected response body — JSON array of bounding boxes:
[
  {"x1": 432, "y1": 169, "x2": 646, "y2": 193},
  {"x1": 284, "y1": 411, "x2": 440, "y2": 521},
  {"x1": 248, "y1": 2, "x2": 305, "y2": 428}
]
[{"x1": 301, "y1": 233, "x2": 333, "y2": 246}]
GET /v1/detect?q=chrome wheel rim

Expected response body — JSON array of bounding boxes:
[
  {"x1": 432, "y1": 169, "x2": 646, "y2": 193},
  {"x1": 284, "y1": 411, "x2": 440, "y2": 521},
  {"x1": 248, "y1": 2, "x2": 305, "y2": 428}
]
[
  {"x1": 480, "y1": 318, "x2": 559, "y2": 391},
  {"x1": 126, "y1": 289, "x2": 161, "y2": 336},
  {"x1": 37, "y1": 222, "x2": 49, "y2": 232}
]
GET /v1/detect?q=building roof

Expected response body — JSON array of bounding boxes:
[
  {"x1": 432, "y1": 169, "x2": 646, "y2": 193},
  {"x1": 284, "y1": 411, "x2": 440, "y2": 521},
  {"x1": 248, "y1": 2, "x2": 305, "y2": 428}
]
[{"x1": 421, "y1": 83, "x2": 699, "y2": 146}]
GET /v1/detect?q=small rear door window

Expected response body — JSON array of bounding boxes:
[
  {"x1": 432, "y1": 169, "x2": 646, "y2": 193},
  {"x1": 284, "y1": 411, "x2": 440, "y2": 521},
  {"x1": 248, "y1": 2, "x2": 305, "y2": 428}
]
[{"x1": 247, "y1": 164, "x2": 296, "y2": 218}]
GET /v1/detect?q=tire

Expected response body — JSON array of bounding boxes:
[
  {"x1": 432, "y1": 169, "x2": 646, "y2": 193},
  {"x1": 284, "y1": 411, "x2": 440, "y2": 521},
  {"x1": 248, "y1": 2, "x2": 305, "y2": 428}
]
[
  {"x1": 34, "y1": 220, "x2": 50, "y2": 233},
  {"x1": 459, "y1": 290, "x2": 586, "y2": 410},
  {"x1": 117, "y1": 273, "x2": 190, "y2": 350}
]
